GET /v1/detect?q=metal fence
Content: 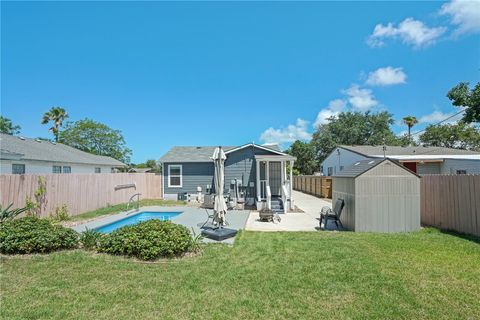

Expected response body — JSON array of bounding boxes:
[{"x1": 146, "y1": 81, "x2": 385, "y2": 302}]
[
  {"x1": 293, "y1": 175, "x2": 332, "y2": 199},
  {"x1": 0, "y1": 173, "x2": 162, "y2": 217}
]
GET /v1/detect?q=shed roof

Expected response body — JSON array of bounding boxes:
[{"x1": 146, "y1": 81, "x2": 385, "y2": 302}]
[
  {"x1": 159, "y1": 143, "x2": 286, "y2": 163},
  {"x1": 333, "y1": 158, "x2": 419, "y2": 178},
  {"x1": 0, "y1": 133, "x2": 125, "y2": 167}
]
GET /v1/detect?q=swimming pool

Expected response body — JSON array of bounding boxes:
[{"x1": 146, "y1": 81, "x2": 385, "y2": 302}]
[{"x1": 95, "y1": 211, "x2": 182, "y2": 233}]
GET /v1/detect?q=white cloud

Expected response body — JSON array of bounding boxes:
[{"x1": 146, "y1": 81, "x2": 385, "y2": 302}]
[
  {"x1": 440, "y1": 0, "x2": 480, "y2": 35},
  {"x1": 419, "y1": 110, "x2": 463, "y2": 124},
  {"x1": 342, "y1": 85, "x2": 378, "y2": 111},
  {"x1": 367, "y1": 18, "x2": 446, "y2": 48},
  {"x1": 260, "y1": 118, "x2": 312, "y2": 145},
  {"x1": 366, "y1": 66, "x2": 407, "y2": 86},
  {"x1": 314, "y1": 99, "x2": 347, "y2": 127}
]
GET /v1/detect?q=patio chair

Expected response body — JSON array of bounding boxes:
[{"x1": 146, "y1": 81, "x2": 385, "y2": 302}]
[{"x1": 319, "y1": 198, "x2": 344, "y2": 230}]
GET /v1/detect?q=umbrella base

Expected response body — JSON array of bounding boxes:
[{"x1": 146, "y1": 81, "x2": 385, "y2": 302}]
[{"x1": 201, "y1": 227, "x2": 238, "y2": 241}]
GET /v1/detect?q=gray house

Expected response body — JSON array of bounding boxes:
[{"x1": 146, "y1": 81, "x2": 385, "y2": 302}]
[
  {"x1": 333, "y1": 158, "x2": 421, "y2": 233},
  {"x1": 321, "y1": 145, "x2": 480, "y2": 176},
  {"x1": 159, "y1": 143, "x2": 296, "y2": 212}
]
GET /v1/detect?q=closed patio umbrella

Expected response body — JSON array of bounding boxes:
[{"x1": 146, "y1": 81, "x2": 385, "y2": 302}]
[{"x1": 212, "y1": 146, "x2": 227, "y2": 225}]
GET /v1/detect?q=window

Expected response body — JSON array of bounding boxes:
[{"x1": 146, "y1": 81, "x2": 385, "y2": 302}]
[
  {"x1": 339, "y1": 166, "x2": 344, "y2": 171},
  {"x1": 327, "y1": 167, "x2": 333, "y2": 176},
  {"x1": 52, "y1": 166, "x2": 62, "y2": 173},
  {"x1": 95, "y1": 167, "x2": 101, "y2": 173},
  {"x1": 456, "y1": 170, "x2": 467, "y2": 175},
  {"x1": 168, "y1": 165, "x2": 182, "y2": 187},
  {"x1": 63, "y1": 166, "x2": 71, "y2": 173},
  {"x1": 12, "y1": 164, "x2": 25, "y2": 174}
]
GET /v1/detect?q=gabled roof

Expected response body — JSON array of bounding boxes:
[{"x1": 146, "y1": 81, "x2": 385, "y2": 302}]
[
  {"x1": 333, "y1": 158, "x2": 420, "y2": 178},
  {"x1": 159, "y1": 143, "x2": 286, "y2": 163},
  {"x1": 339, "y1": 145, "x2": 479, "y2": 157},
  {"x1": 0, "y1": 133, "x2": 125, "y2": 167}
]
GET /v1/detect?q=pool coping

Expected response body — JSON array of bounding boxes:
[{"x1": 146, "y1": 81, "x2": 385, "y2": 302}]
[{"x1": 71, "y1": 206, "x2": 188, "y2": 233}]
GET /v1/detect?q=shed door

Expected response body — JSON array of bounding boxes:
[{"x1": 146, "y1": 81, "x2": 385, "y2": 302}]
[{"x1": 269, "y1": 162, "x2": 281, "y2": 196}]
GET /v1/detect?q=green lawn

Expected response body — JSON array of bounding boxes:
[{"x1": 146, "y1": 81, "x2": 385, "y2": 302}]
[
  {"x1": 70, "y1": 199, "x2": 186, "y2": 221},
  {"x1": 1, "y1": 229, "x2": 479, "y2": 320}
]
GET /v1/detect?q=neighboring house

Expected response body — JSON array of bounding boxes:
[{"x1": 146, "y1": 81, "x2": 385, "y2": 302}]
[
  {"x1": 159, "y1": 143, "x2": 296, "y2": 212},
  {"x1": 0, "y1": 133, "x2": 125, "y2": 174},
  {"x1": 321, "y1": 145, "x2": 480, "y2": 176}
]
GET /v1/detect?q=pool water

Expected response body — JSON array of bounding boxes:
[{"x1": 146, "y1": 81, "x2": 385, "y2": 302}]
[{"x1": 95, "y1": 211, "x2": 182, "y2": 233}]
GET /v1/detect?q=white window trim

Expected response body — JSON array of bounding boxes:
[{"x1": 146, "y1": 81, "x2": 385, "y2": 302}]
[{"x1": 168, "y1": 164, "x2": 183, "y2": 188}]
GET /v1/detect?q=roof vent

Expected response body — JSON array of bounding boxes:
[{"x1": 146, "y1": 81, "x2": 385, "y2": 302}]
[
  {"x1": 368, "y1": 160, "x2": 375, "y2": 164},
  {"x1": 354, "y1": 162, "x2": 360, "y2": 166},
  {"x1": 18, "y1": 136, "x2": 26, "y2": 140},
  {"x1": 35, "y1": 138, "x2": 42, "y2": 142},
  {"x1": 196, "y1": 147, "x2": 201, "y2": 149}
]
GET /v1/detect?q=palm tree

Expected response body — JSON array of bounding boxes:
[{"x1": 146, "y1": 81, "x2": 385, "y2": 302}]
[
  {"x1": 402, "y1": 116, "x2": 418, "y2": 141},
  {"x1": 41, "y1": 107, "x2": 69, "y2": 142}
]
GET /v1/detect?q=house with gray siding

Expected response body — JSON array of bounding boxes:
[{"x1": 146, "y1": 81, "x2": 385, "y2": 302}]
[
  {"x1": 321, "y1": 145, "x2": 480, "y2": 176},
  {"x1": 159, "y1": 143, "x2": 296, "y2": 212}
]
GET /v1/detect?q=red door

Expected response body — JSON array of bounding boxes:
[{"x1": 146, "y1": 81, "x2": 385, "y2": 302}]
[{"x1": 403, "y1": 162, "x2": 417, "y2": 173}]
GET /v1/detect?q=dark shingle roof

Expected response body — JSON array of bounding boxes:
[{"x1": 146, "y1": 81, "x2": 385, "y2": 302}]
[
  {"x1": 159, "y1": 143, "x2": 283, "y2": 162},
  {"x1": 333, "y1": 158, "x2": 385, "y2": 178},
  {"x1": 0, "y1": 133, "x2": 125, "y2": 167},
  {"x1": 340, "y1": 145, "x2": 479, "y2": 157}
]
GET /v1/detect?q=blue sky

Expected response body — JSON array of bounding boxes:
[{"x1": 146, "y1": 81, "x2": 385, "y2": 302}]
[{"x1": 1, "y1": 1, "x2": 479, "y2": 163}]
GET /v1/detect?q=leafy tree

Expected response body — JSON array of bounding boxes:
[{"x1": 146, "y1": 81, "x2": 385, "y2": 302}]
[
  {"x1": 133, "y1": 159, "x2": 162, "y2": 173},
  {"x1": 402, "y1": 116, "x2": 418, "y2": 140},
  {"x1": 41, "y1": 107, "x2": 69, "y2": 142},
  {"x1": 447, "y1": 82, "x2": 480, "y2": 123},
  {"x1": 419, "y1": 122, "x2": 480, "y2": 151},
  {"x1": 59, "y1": 118, "x2": 132, "y2": 163},
  {"x1": 311, "y1": 111, "x2": 399, "y2": 163},
  {"x1": 286, "y1": 140, "x2": 317, "y2": 175},
  {"x1": 0, "y1": 116, "x2": 21, "y2": 135}
]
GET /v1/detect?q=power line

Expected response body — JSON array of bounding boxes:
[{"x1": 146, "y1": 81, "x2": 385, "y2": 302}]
[{"x1": 410, "y1": 110, "x2": 465, "y2": 137}]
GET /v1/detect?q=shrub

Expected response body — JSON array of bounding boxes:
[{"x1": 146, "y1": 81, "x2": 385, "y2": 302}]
[
  {"x1": 98, "y1": 220, "x2": 195, "y2": 260},
  {"x1": 0, "y1": 217, "x2": 79, "y2": 254},
  {"x1": 80, "y1": 229, "x2": 103, "y2": 250},
  {"x1": 49, "y1": 204, "x2": 70, "y2": 222},
  {"x1": 0, "y1": 204, "x2": 28, "y2": 223}
]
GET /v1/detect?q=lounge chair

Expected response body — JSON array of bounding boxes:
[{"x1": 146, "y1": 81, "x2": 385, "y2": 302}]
[{"x1": 319, "y1": 198, "x2": 344, "y2": 230}]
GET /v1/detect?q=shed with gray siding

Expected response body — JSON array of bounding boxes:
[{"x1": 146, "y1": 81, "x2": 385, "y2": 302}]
[{"x1": 333, "y1": 158, "x2": 420, "y2": 233}]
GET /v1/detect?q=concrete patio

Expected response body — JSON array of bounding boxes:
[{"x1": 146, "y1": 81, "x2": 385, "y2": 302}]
[{"x1": 246, "y1": 190, "x2": 332, "y2": 231}]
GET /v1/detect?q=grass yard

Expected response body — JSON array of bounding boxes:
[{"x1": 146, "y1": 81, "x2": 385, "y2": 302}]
[
  {"x1": 1, "y1": 229, "x2": 479, "y2": 320},
  {"x1": 70, "y1": 199, "x2": 186, "y2": 222}
]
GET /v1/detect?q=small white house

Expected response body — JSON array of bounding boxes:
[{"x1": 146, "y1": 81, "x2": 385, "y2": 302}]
[
  {"x1": 0, "y1": 133, "x2": 125, "y2": 174},
  {"x1": 321, "y1": 145, "x2": 480, "y2": 176}
]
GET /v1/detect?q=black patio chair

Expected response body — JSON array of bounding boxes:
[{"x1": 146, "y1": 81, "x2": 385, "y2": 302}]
[{"x1": 319, "y1": 198, "x2": 345, "y2": 230}]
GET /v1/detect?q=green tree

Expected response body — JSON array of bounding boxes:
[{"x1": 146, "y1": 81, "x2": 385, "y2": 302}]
[
  {"x1": 0, "y1": 116, "x2": 21, "y2": 135},
  {"x1": 59, "y1": 118, "x2": 132, "y2": 163},
  {"x1": 286, "y1": 140, "x2": 317, "y2": 175},
  {"x1": 41, "y1": 107, "x2": 69, "y2": 142},
  {"x1": 419, "y1": 122, "x2": 480, "y2": 151},
  {"x1": 134, "y1": 159, "x2": 162, "y2": 173},
  {"x1": 311, "y1": 111, "x2": 399, "y2": 163},
  {"x1": 402, "y1": 116, "x2": 418, "y2": 140},
  {"x1": 447, "y1": 82, "x2": 480, "y2": 123}
]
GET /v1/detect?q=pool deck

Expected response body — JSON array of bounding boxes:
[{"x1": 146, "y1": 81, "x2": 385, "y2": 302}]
[{"x1": 72, "y1": 206, "x2": 250, "y2": 245}]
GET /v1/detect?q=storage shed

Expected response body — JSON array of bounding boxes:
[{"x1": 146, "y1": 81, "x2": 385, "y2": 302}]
[{"x1": 333, "y1": 158, "x2": 421, "y2": 233}]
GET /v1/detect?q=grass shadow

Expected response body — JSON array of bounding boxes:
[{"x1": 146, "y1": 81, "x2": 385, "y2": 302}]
[{"x1": 439, "y1": 228, "x2": 480, "y2": 244}]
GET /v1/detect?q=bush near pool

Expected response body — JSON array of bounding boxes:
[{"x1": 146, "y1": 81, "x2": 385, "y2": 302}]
[
  {"x1": 0, "y1": 217, "x2": 79, "y2": 254},
  {"x1": 98, "y1": 220, "x2": 195, "y2": 260}
]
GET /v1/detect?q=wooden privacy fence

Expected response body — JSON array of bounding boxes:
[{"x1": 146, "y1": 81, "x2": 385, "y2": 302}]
[
  {"x1": 0, "y1": 173, "x2": 162, "y2": 218},
  {"x1": 421, "y1": 174, "x2": 480, "y2": 237},
  {"x1": 293, "y1": 175, "x2": 332, "y2": 198}
]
